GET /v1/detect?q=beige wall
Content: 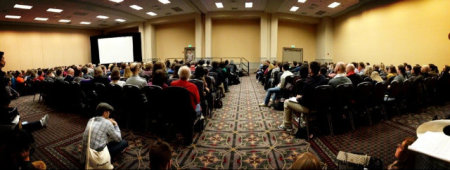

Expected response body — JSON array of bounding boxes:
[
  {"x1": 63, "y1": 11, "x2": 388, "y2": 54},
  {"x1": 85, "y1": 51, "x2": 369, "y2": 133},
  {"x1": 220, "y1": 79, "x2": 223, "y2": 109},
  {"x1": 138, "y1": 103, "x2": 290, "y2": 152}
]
[
  {"x1": 333, "y1": 0, "x2": 450, "y2": 69},
  {"x1": 0, "y1": 25, "x2": 99, "y2": 71},
  {"x1": 155, "y1": 20, "x2": 195, "y2": 61},
  {"x1": 212, "y1": 19, "x2": 260, "y2": 62},
  {"x1": 277, "y1": 20, "x2": 317, "y2": 62}
]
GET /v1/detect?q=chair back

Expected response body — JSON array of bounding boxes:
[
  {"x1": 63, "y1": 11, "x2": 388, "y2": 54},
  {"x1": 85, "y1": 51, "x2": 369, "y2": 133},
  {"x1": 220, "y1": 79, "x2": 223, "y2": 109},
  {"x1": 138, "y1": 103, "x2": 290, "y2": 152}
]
[
  {"x1": 335, "y1": 83, "x2": 354, "y2": 106},
  {"x1": 356, "y1": 82, "x2": 374, "y2": 105},
  {"x1": 373, "y1": 82, "x2": 387, "y2": 103},
  {"x1": 388, "y1": 81, "x2": 401, "y2": 99},
  {"x1": 313, "y1": 85, "x2": 334, "y2": 110}
]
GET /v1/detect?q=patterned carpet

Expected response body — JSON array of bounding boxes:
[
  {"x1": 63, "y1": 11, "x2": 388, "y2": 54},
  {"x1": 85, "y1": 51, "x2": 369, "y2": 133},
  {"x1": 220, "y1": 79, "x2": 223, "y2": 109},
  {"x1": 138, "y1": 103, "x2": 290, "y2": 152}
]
[{"x1": 11, "y1": 75, "x2": 450, "y2": 169}]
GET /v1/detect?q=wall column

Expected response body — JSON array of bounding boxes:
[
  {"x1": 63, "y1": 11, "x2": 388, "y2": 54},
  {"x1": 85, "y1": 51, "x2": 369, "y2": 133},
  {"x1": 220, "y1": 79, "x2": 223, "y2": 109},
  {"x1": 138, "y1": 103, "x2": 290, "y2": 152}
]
[
  {"x1": 260, "y1": 13, "x2": 270, "y2": 62},
  {"x1": 205, "y1": 14, "x2": 212, "y2": 58},
  {"x1": 143, "y1": 21, "x2": 156, "y2": 62},
  {"x1": 270, "y1": 15, "x2": 278, "y2": 61},
  {"x1": 316, "y1": 17, "x2": 333, "y2": 63},
  {"x1": 195, "y1": 14, "x2": 203, "y2": 59}
]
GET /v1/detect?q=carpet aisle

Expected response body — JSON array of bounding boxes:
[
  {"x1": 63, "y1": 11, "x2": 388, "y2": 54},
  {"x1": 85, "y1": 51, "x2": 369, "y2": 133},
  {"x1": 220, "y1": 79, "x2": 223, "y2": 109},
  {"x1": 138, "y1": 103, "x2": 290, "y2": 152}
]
[{"x1": 11, "y1": 75, "x2": 450, "y2": 169}]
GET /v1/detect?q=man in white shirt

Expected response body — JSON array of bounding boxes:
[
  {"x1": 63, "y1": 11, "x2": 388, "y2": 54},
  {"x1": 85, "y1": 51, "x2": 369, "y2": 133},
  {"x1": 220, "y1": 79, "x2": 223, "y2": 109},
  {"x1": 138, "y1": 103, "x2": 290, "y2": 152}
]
[
  {"x1": 126, "y1": 63, "x2": 147, "y2": 88},
  {"x1": 260, "y1": 63, "x2": 293, "y2": 107}
]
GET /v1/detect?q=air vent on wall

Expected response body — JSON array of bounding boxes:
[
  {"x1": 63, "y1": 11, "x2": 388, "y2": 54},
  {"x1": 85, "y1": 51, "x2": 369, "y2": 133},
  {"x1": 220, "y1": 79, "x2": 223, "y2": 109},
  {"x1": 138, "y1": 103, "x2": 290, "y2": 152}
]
[
  {"x1": 315, "y1": 10, "x2": 326, "y2": 15},
  {"x1": 73, "y1": 12, "x2": 88, "y2": 16},
  {"x1": 171, "y1": 7, "x2": 183, "y2": 12},
  {"x1": 99, "y1": 24, "x2": 108, "y2": 27},
  {"x1": 231, "y1": 7, "x2": 238, "y2": 10},
  {"x1": 165, "y1": 12, "x2": 172, "y2": 16},
  {"x1": 231, "y1": 0, "x2": 236, "y2": 3},
  {"x1": 301, "y1": 12, "x2": 307, "y2": 15}
]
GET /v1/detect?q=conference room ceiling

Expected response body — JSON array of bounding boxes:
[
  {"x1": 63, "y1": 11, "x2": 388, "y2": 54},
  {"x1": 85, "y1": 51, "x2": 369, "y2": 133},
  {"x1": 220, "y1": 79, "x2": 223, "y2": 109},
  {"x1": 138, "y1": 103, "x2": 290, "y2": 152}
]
[{"x1": 0, "y1": 0, "x2": 362, "y2": 29}]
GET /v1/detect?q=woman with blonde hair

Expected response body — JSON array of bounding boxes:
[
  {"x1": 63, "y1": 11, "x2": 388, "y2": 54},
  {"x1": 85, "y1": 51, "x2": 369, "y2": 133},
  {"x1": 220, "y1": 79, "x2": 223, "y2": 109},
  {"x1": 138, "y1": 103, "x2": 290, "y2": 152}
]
[
  {"x1": 371, "y1": 71, "x2": 384, "y2": 83},
  {"x1": 123, "y1": 66, "x2": 132, "y2": 79},
  {"x1": 291, "y1": 152, "x2": 323, "y2": 170}
]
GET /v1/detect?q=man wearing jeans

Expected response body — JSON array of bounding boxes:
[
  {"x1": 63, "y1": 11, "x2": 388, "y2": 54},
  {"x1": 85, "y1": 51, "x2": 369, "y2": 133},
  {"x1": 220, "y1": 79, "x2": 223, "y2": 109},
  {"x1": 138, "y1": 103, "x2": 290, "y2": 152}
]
[
  {"x1": 260, "y1": 63, "x2": 293, "y2": 107},
  {"x1": 279, "y1": 61, "x2": 328, "y2": 131},
  {"x1": 82, "y1": 103, "x2": 128, "y2": 163}
]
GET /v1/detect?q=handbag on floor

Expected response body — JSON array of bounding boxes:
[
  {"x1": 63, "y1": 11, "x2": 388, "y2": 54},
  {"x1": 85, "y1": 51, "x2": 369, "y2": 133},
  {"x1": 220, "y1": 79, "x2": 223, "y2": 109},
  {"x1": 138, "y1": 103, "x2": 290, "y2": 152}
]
[
  {"x1": 85, "y1": 119, "x2": 113, "y2": 170},
  {"x1": 336, "y1": 151, "x2": 370, "y2": 170}
]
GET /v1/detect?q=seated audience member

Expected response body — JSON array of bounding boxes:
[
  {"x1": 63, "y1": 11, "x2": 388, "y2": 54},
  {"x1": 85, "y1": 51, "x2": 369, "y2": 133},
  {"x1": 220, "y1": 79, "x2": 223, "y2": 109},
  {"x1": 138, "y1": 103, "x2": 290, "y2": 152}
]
[
  {"x1": 141, "y1": 62, "x2": 153, "y2": 81},
  {"x1": 291, "y1": 152, "x2": 323, "y2": 170},
  {"x1": 34, "y1": 70, "x2": 45, "y2": 81},
  {"x1": 91, "y1": 67, "x2": 110, "y2": 85},
  {"x1": 388, "y1": 137, "x2": 416, "y2": 170},
  {"x1": 379, "y1": 63, "x2": 388, "y2": 78},
  {"x1": 73, "y1": 68, "x2": 84, "y2": 83},
  {"x1": 149, "y1": 69, "x2": 168, "y2": 89},
  {"x1": 352, "y1": 62, "x2": 359, "y2": 73},
  {"x1": 170, "y1": 66, "x2": 200, "y2": 110},
  {"x1": 153, "y1": 61, "x2": 167, "y2": 74},
  {"x1": 393, "y1": 64, "x2": 406, "y2": 83},
  {"x1": 110, "y1": 68, "x2": 126, "y2": 87},
  {"x1": 362, "y1": 66, "x2": 374, "y2": 80},
  {"x1": 82, "y1": 103, "x2": 128, "y2": 163},
  {"x1": 405, "y1": 64, "x2": 412, "y2": 78},
  {"x1": 5, "y1": 76, "x2": 20, "y2": 99},
  {"x1": 279, "y1": 61, "x2": 327, "y2": 132},
  {"x1": 82, "y1": 67, "x2": 93, "y2": 80},
  {"x1": 44, "y1": 69, "x2": 55, "y2": 81},
  {"x1": 149, "y1": 139, "x2": 173, "y2": 170},
  {"x1": 126, "y1": 63, "x2": 147, "y2": 88},
  {"x1": 429, "y1": 64, "x2": 439, "y2": 77},
  {"x1": 386, "y1": 65, "x2": 398, "y2": 81},
  {"x1": 169, "y1": 64, "x2": 181, "y2": 79},
  {"x1": 370, "y1": 71, "x2": 384, "y2": 83},
  {"x1": 358, "y1": 62, "x2": 366, "y2": 75},
  {"x1": 421, "y1": 65, "x2": 431, "y2": 78},
  {"x1": 54, "y1": 68, "x2": 65, "y2": 83},
  {"x1": 123, "y1": 66, "x2": 132, "y2": 79},
  {"x1": 328, "y1": 62, "x2": 352, "y2": 87},
  {"x1": 409, "y1": 65, "x2": 422, "y2": 81},
  {"x1": 15, "y1": 71, "x2": 25, "y2": 84},
  {"x1": 1, "y1": 129, "x2": 47, "y2": 170},
  {"x1": 260, "y1": 63, "x2": 293, "y2": 107},
  {"x1": 64, "y1": 68, "x2": 75, "y2": 82},
  {"x1": 346, "y1": 64, "x2": 363, "y2": 87}
]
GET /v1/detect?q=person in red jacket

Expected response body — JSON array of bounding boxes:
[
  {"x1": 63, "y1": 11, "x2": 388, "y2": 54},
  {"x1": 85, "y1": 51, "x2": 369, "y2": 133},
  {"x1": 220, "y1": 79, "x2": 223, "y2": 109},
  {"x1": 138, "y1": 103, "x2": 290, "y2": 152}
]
[{"x1": 170, "y1": 66, "x2": 200, "y2": 110}]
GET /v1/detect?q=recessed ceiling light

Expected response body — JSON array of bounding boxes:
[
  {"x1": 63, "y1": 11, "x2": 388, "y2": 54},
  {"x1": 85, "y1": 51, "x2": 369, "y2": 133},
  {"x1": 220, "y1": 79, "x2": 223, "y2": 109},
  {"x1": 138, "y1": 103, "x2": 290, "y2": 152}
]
[
  {"x1": 47, "y1": 8, "x2": 63, "y2": 13},
  {"x1": 328, "y1": 2, "x2": 341, "y2": 8},
  {"x1": 147, "y1": 12, "x2": 157, "y2": 16},
  {"x1": 298, "y1": 0, "x2": 307, "y2": 3},
  {"x1": 14, "y1": 4, "x2": 33, "y2": 10},
  {"x1": 130, "y1": 5, "x2": 143, "y2": 10},
  {"x1": 158, "y1": 0, "x2": 171, "y2": 4},
  {"x1": 80, "y1": 21, "x2": 91, "y2": 25},
  {"x1": 115, "y1": 19, "x2": 126, "y2": 22},
  {"x1": 34, "y1": 17, "x2": 48, "y2": 21},
  {"x1": 290, "y1": 6, "x2": 299, "y2": 12},
  {"x1": 59, "y1": 19, "x2": 71, "y2": 23},
  {"x1": 5, "y1": 15, "x2": 21, "y2": 19},
  {"x1": 109, "y1": 0, "x2": 124, "y2": 3},
  {"x1": 245, "y1": 2, "x2": 253, "y2": 8},
  {"x1": 215, "y1": 2, "x2": 224, "y2": 8},
  {"x1": 97, "y1": 15, "x2": 109, "y2": 19}
]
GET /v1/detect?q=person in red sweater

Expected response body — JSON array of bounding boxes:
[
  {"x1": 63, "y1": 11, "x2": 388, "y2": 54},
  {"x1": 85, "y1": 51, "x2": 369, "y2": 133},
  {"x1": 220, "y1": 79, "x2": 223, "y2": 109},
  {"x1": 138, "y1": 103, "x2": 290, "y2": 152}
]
[{"x1": 170, "y1": 66, "x2": 200, "y2": 110}]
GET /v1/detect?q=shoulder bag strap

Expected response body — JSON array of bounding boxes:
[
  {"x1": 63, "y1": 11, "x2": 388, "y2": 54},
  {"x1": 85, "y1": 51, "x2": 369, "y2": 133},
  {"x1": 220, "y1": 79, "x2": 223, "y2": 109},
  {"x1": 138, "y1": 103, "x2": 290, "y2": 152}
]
[{"x1": 85, "y1": 118, "x2": 94, "y2": 169}]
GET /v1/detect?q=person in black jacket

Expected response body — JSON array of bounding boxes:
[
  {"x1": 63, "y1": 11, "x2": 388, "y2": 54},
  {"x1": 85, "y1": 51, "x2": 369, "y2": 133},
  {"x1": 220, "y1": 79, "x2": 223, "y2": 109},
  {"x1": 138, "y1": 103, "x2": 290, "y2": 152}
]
[
  {"x1": 346, "y1": 64, "x2": 363, "y2": 87},
  {"x1": 279, "y1": 61, "x2": 328, "y2": 132}
]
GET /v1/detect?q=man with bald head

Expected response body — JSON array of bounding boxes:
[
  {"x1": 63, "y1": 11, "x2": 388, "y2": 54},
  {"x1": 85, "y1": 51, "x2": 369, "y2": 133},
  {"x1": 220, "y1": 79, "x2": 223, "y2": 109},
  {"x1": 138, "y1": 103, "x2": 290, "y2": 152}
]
[
  {"x1": 328, "y1": 62, "x2": 352, "y2": 87},
  {"x1": 125, "y1": 63, "x2": 147, "y2": 88},
  {"x1": 346, "y1": 63, "x2": 363, "y2": 87},
  {"x1": 64, "y1": 68, "x2": 75, "y2": 82}
]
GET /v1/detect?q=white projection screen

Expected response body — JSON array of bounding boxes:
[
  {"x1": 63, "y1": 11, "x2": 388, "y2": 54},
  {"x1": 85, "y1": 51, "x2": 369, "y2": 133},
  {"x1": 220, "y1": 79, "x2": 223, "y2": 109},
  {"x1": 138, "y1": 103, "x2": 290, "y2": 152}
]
[{"x1": 97, "y1": 36, "x2": 134, "y2": 64}]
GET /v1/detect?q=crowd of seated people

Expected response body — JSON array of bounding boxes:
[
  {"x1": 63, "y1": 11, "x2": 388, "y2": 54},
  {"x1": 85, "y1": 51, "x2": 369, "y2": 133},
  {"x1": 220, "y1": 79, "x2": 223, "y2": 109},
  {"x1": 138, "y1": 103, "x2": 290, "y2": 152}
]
[{"x1": 257, "y1": 59, "x2": 450, "y2": 138}]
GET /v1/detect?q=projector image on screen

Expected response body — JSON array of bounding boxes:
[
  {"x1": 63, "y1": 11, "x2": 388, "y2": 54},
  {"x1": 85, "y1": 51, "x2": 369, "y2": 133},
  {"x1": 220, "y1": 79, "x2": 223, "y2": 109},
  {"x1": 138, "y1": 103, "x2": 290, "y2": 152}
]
[{"x1": 98, "y1": 36, "x2": 134, "y2": 64}]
